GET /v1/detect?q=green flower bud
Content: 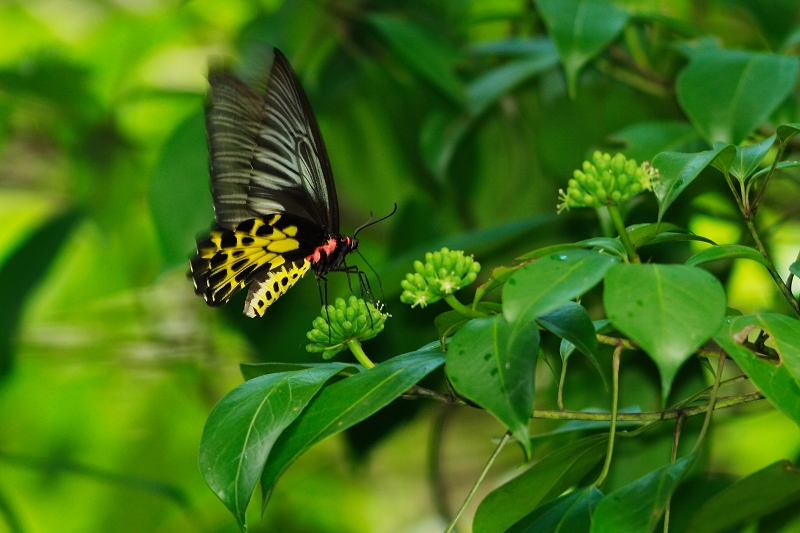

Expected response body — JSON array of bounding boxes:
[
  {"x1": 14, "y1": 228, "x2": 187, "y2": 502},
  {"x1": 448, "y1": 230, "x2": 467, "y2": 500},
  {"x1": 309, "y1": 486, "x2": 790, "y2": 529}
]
[
  {"x1": 306, "y1": 296, "x2": 388, "y2": 359},
  {"x1": 400, "y1": 248, "x2": 481, "y2": 307},
  {"x1": 557, "y1": 152, "x2": 659, "y2": 212}
]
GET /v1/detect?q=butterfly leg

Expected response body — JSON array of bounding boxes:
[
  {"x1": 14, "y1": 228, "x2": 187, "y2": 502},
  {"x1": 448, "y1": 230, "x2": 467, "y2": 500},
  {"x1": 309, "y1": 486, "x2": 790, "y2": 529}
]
[{"x1": 315, "y1": 273, "x2": 333, "y2": 343}]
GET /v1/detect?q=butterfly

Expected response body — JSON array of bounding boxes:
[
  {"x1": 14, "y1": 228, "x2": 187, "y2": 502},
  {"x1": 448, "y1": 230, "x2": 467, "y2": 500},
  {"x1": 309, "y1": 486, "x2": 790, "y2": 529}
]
[{"x1": 190, "y1": 46, "x2": 362, "y2": 318}]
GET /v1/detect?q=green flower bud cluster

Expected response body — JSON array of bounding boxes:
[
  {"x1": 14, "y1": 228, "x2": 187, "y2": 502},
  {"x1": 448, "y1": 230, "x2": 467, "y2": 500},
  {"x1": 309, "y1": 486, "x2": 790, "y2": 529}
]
[
  {"x1": 400, "y1": 248, "x2": 481, "y2": 308},
  {"x1": 557, "y1": 152, "x2": 657, "y2": 212},
  {"x1": 306, "y1": 296, "x2": 388, "y2": 359}
]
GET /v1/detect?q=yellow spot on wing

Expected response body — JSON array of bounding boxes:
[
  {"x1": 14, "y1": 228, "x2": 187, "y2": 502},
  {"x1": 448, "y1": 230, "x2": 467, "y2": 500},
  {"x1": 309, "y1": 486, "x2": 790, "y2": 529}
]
[
  {"x1": 244, "y1": 260, "x2": 311, "y2": 317},
  {"x1": 266, "y1": 238, "x2": 301, "y2": 253},
  {"x1": 283, "y1": 225, "x2": 298, "y2": 237}
]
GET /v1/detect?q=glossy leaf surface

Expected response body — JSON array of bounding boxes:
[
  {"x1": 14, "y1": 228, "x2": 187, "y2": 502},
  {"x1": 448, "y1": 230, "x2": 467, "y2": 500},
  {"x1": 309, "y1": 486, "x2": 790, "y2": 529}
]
[
  {"x1": 473, "y1": 434, "x2": 607, "y2": 533},
  {"x1": 199, "y1": 366, "x2": 346, "y2": 529},
  {"x1": 260, "y1": 348, "x2": 445, "y2": 507},
  {"x1": 535, "y1": 0, "x2": 629, "y2": 97},
  {"x1": 604, "y1": 264, "x2": 727, "y2": 401},
  {"x1": 447, "y1": 315, "x2": 538, "y2": 457},
  {"x1": 504, "y1": 250, "x2": 618, "y2": 326},
  {"x1": 652, "y1": 146, "x2": 736, "y2": 222},
  {"x1": 591, "y1": 454, "x2": 696, "y2": 533},
  {"x1": 677, "y1": 48, "x2": 799, "y2": 144}
]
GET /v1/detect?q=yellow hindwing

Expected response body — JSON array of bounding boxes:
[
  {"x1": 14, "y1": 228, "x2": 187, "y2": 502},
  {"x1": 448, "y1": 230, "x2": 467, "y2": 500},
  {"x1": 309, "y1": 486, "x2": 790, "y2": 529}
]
[{"x1": 244, "y1": 261, "x2": 311, "y2": 317}]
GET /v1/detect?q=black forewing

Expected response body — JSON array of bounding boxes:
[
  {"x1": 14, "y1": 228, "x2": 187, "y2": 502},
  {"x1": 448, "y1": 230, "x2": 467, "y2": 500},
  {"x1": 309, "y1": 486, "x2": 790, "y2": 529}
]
[{"x1": 204, "y1": 47, "x2": 339, "y2": 233}]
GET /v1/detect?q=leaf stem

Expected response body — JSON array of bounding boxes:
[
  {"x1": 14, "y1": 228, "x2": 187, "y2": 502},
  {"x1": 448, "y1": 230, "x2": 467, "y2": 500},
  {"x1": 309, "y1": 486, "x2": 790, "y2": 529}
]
[
  {"x1": 595, "y1": 343, "x2": 622, "y2": 488},
  {"x1": 606, "y1": 204, "x2": 640, "y2": 263},
  {"x1": 403, "y1": 386, "x2": 764, "y2": 421},
  {"x1": 428, "y1": 405, "x2": 455, "y2": 526},
  {"x1": 443, "y1": 431, "x2": 511, "y2": 533},
  {"x1": 751, "y1": 141, "x2": 786, "y2": 215},
  {"x1": 346, "y1": 340, "x2": 375, "y2": 369},
  {"x1": 692, "y1": 352, "x2": 727, "y2": 454},
  {"x1": 663, "y1": 414, "x2": 686, "y2": 533},
  {"x1": 444, "y1": 294, "x2": 488, "y2": 318},
  {"x1": 743, "y1": 218, "x2": 800, "y2": 315},
  {"x1": 558, "y1": 357, "x2": 568, "y2": 411}
]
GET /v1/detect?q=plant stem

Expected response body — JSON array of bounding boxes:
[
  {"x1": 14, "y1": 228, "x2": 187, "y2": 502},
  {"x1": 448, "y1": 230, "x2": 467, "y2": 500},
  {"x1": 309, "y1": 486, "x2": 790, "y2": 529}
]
[
  {"x1": 663, "y1": 414, "x2": 686, "y2": 533},
  {"x1": 597, "y1": 334, "x2": 723, "y2": 359},
  {"x1": 402, "y1": 386, "x2": 764, "y2": 421},
  {"x1": 346, "y1": 340, "x2": 375, "y2": 369},
  {"x1": 743, "y1": 218, "x2": 800, "y2": 315},
  {"x1": 595, "y1": 343, "x2": 622, "y2": 488},
  {"x1": 692, "y1": 353, "x2": 727, "y2": 454},
  {"x1": 606, "y1": 204, "x2": 640, "y2": 263},
  {"x1": 444, "y1": 294, "x2": 488, "y2": 318},
  {"x1": 622, "y1": 25, "x2": 653, "y2": 71},
  {"x1": 428, "y1": 405, "x2": 455, "y2": 526},
  {"x1": 558, "y1": 357, "x2": 568, "y2": 411},
  {"x1": 751, "y1": 141, "x2": 786, "y2": 215},
  {"x1": 443, "y1": 431, "x2": 511, "y2": 533}
]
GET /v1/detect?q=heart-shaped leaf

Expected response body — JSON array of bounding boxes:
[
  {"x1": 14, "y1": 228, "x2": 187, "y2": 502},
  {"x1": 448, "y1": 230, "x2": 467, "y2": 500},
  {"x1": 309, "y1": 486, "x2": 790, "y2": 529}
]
[{"x1": 604, "y1": 264, "x2": 727, "y2": 402}]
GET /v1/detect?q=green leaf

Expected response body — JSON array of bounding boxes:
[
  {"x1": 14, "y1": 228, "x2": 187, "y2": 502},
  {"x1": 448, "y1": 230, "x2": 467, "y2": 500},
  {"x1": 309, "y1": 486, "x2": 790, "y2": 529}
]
[
  {"x1": 447, "y1": 315, "x2": 538, "y2": 458},
  {"x1": 727, "y1": 314, "x2": 800, "y2": 387},
  {"x1": 685, "y1": 244, "x2": 770, "y2": 269},
  {"x1": 751, "y1": 160, "x2": 800, "y2": 180},
  {"x1": 0, "y1": 210, "x2": 82, "y2": 380},
  {"x1": 420, "y1": 109, "x2": 472, "y2": 181},
  {"x1": 604, "y1": 264, "x2": 727, "y2": 402},
  {"x1": 516, "y1": 239, "x2": 625, "y2": 261},
  {"x1": 609, "y1": 120, "x2": 701, "y2": 163},
  {"x1": 503, "y1": 250, "x2": 618, "y2": 325},
  {"x1": 686, "y1": 460, "x2": 800, "y2": 533},
  {"x1": 468, "y1": 49, "x2": 559, "y2": 115},
  {"x1": 199, "y1": 366, "x2": 346, "y2": 530},
  {"x1": 591, "y1": 453, "x2": 697, "y2": 533},
  {"x1": 473, "y1": 434, "x2": 607, "y2": 533},
  {"x1": 538, "y1": 302, "x2": 601, "y2": 377},
  {"x1": 507, "y1": 486, "x2": 603, "y2": 533},
  {"x1": 369, "y1": 14, "x2": 465, "y2": 104},
  {"x1": 652, "y1": 145, "x2": 736, "y2": 222},
  {"x1": 790, "y1": 261, "x2": 800, "y2": 278},
  {"x1": 434, "y1": 310, "x2": 471, "y2": 346},
  {"x1": 640, "y1": 232, "x2": 716, "y2": 248},
  {"x1": 535, "y1": 0, "x2": 629, "y2": 98},
  {"x1": 471, "y1": 37, "x2": 556, "y2": 56},
  {"x1": 777, "y1": 122, "x2": 800, "y2": 143},
  {"x1": 626, "y1": 222, "x2": 686, "y2": 248},
  {"x1": 260, "y1": 348, "x2": 445, "y2": 507},
  {"x1": 729, "y1": 134, "x2": 776, "y2": 183},
  {"x1": 474, "y1": 264, "x2": 525, "y2": 305},
  {"x1": 714, "y1": 320, "x2": 800, "y2": 426},
  {"x1": 149, "y1": 110, "x2": 215, "y2": 270},
  {"x1": 240, "y1": 362, "x2": 359, "y2": 382},
  {"x1": 676, "y1": 48, "x2": 799, "y2": 145}
]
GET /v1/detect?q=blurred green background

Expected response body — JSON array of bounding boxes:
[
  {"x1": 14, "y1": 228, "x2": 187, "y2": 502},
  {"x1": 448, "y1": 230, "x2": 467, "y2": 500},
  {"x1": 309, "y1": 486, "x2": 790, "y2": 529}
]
[{"x1": 1, "y1": 0, "x2": 800, "y2": 531}]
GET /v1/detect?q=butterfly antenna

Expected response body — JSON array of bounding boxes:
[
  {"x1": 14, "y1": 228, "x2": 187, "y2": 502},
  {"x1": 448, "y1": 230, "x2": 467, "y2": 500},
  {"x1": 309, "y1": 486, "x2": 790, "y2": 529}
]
[{"x1": 353, "y1": 203, "x2": 398, "y2": 239}]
